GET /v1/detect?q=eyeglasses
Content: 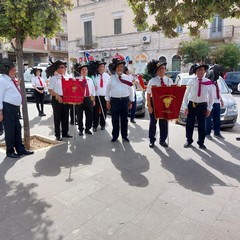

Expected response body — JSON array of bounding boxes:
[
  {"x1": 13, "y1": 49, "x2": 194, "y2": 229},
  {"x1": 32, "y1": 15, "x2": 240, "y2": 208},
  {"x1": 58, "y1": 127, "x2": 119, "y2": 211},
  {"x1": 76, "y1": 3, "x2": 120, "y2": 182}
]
[{"x1": 58, "y1": 66, "x2": 65, "y2": 69}]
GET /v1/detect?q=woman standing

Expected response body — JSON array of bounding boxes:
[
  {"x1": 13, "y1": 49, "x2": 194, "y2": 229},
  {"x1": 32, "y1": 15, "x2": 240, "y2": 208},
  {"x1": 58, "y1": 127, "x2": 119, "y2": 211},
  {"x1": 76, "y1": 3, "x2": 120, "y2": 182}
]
[{"x1": 31, "y1": 67, "x2": 46, "y2": 116}]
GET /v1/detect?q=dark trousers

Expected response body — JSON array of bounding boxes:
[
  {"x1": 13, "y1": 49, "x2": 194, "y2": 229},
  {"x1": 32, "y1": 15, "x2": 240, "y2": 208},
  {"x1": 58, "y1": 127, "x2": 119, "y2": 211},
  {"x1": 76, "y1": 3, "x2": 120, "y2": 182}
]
[
  {"x1": 3, "y1": 102, "x2": 25, "y2": 155},
  {"x1": 206, "y1": 103, "x2": 221, "y2": 135},
  {"x1": 51, "y1": 97, "x2": 70, "y2": 137},
  {"x1": 70, "y1": 105, "x2": 77, "y2": 123},
  {"x1": 149, "y1": 98, "x2": 168, "y2": 143},
  {"x1": 110, "y1": 97, "x2": 129, "y2": 139},
  {"x1": 34, "y1": 89, "x2": 44, "y2": 114},
  {"x1": 76, "y1": 97, "x2": 93, "y2": 132},
  {"x1": 0, "y1": 121, "x2": 3, "y2": 132},
  {"x1": 93, "y1": 96, "x2": 107, "y2": 128},
  {"x1": 130, "y1": 93, "x2": 136, "y2": 120},
  {"x1": 186, "y1": 101, "x2": 207, "y2": 145}
]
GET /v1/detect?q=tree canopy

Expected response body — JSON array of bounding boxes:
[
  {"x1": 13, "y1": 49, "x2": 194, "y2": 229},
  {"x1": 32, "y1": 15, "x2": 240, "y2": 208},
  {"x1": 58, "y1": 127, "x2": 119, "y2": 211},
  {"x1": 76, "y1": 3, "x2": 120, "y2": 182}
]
[
  {"x1": 0, "y1": 0, "x2": 72, "y2": 44},
  {"x1": 210, "y1": 43, "x2": 240, "y2": 71},
  {"x1": 127, "y1": 0, "x2": 240, "y2": 38},
  {"x1": 177, "y1": 39, "x2": 211, "y2": 64}
]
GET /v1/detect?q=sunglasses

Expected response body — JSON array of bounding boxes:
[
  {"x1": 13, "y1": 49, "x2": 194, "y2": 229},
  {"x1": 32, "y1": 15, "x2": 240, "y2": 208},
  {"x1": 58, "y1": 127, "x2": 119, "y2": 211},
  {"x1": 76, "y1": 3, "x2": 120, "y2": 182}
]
[{"x1": 58, "y1": 66, "x2": 65, "y2": 69}]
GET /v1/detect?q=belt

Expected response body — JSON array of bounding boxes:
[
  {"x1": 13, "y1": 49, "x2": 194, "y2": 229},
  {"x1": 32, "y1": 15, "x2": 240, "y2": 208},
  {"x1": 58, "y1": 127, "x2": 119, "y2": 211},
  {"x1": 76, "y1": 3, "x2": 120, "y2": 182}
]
[
  {"x1": 111, "y1": 97, "x2": 129, "y2": 100},
  {"x1": 36, "y1": 87, "x2": 44, "y2": 90},
  {"x1": 3, "y1": 101, "x2": 20, "y2": 108},
  {"x1": 189, "y1": 101, "x2": 207, "y2": 108}
]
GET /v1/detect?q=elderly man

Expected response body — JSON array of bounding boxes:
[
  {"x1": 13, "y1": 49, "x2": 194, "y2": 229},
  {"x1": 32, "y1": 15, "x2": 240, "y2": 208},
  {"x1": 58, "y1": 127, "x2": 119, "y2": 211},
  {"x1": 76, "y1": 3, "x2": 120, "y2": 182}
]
[{"x1": 0, "y1": 58, "x2": 34, "y2": 158}]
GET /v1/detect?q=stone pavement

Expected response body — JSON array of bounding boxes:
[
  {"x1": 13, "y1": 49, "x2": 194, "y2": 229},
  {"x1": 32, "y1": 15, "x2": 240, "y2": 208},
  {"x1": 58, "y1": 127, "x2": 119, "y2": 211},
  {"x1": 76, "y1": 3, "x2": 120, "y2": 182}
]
[{"x1": 0, "y1": 102, "x2": 239, "y2": 240}]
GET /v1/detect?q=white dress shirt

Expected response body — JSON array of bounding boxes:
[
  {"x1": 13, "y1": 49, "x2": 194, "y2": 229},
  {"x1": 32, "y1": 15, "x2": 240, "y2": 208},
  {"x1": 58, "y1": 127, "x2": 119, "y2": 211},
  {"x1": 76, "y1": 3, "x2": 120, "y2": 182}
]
[
  {"x1": 31, "y1": 76, "x2": 46, "y2": 88},
  {"x1": 0, "y1": 74, "x2": 22, "y2": 109},
  {"x1": 147, "y1": 75, "x2": 173, "y2": 96},
  {"x1": 105, "y1": 73, "x2": 134, "y2": 102},
  {"x1": 93, "y1": 72, "x2": 110, "y2": 96},
  {"x1": 76, "y1": 76, "x2": 96, "y2": 97},
  {"x1": 182, "y1": 76, "x2": 214, "y2": 111},
  {"x1": 48, "y1": 73, "x2": 71, "y2": 96}
]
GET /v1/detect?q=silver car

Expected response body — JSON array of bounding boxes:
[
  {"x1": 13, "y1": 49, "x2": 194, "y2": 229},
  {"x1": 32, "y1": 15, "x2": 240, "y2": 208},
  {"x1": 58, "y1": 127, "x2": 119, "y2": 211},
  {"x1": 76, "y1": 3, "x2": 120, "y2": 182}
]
[{"x1": 176, "y1": 73, "x2": 238, "y2": 128}]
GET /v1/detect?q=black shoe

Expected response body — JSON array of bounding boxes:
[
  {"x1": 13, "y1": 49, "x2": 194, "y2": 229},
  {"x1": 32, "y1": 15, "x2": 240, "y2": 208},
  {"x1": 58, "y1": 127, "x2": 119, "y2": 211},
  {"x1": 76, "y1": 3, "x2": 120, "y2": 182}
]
[
  {"x1": 122, "y1": 137, "x2": 130, "y2": 142},
  {"x1": 101, "y1": 126, "x2": 105, "y2": 130},
  {"x1": 149, "y1": 142, "x2": 155, "y2": 148},
  {"x1": 111, "y1": 138, "x2": 118, "y2": 142},
  {"x1": 160, "y1": 141, "x2": 168, "y2": 147},
  {"x1": 93, "y1": 128, "x2": 97, "y2": 132},
  {"x1": 184, "y1": 142, "x2": 192, "y2": 148},
  {"x1": 199, "y1": 144, "x2": 207, "y2": 149},
  {"x1": 56, "y1": 136, "x2": 62, "y2": 141},
  {"x1": 85, "y1": 130, "x2": 92, "y2": 135},
  {"x1": 62, "y1": 133, "x2": 73, "y2": 138},
  {"x1": 7, "y1": 153, "x2": 20, "y2": 158},
  {"x1": 236, "y1": 137, "x2": 240, "y2": 141},
  {"x1": 79, "y1": 131, "x2": 84, "y2": 136},
  {"x1": 22, "y1": 150, "x2": 34, "y2": 155},
  {"x1": 130, "y1": 119, "x2": 136, "y2": 123}
]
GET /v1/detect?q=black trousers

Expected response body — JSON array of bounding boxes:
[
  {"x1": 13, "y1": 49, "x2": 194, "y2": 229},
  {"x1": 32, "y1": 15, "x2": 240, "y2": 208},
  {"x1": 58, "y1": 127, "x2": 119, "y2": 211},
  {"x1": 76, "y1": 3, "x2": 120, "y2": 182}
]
[
  {"x1": 93, "y1": 96, "x2": 107, "y2": 128},
  {"x1": 186, "y1": 101, "x2": 207, "y2": 145},
  {"x1": 148, "y1": 98, "x2": 168, "y2": 143},
  {"x1": 110, "y1": 97, "x2": 129, "y2": 139},
  {"x1": 51, "y1": 97, "x2": 70, "y2": 137},
  {"x1": 34, "y1": 88, "x2": 44, "y2": 113},
  {"x1": 70, "y1": 105, "x2": 77, "y2": 123},
  {"x1": 3, "y1": 102, "x2": 25, "y2": 155},
  {"x1": 76, "y1": 97, "x2": 93, "y2": 132},
  {"x1": 0, "y1": 121, "x2": 3, "y2": 132}
]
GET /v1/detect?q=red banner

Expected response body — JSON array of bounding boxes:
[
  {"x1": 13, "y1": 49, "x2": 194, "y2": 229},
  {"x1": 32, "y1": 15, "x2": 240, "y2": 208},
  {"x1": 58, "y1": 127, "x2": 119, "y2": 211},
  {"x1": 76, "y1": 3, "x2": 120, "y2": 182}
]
[
  {"x1": 62, "y1": 78, "x2": 85, "y2": 104},
  {"x1": 152, "y1": 86, "x2": 186, "y2": 120}
]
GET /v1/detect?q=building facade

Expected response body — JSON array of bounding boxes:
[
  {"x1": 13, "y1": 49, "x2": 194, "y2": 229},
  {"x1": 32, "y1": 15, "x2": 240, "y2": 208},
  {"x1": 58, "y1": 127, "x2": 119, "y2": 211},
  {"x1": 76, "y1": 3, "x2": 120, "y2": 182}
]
[{"x1": 67, "y1": 0, "x2": 240, "y2": 73}]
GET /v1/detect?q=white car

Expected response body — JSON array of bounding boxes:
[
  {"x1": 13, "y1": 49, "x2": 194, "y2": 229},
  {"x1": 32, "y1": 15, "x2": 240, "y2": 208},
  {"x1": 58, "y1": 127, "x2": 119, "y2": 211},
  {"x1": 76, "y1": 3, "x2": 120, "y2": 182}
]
[
  {"x1": 24, "y1": 66, "x2": 52, "y2": 102},
  {"x1": 176, "y1": 73, "x2": 238, "y2": 128}
]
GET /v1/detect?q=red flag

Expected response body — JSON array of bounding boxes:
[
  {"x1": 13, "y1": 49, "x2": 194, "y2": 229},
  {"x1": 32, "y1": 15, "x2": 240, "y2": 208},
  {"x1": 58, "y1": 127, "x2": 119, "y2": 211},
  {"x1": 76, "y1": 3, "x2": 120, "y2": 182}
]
[
  {"x1": 152, "y1": 86, "x2": 186, "y2": 120},
  {"x1": 137, "y1": 75, "x2": 146, "y2": 90},
  {"x1": 62, "y1": 78, "x2": 86, "y2": 104}
]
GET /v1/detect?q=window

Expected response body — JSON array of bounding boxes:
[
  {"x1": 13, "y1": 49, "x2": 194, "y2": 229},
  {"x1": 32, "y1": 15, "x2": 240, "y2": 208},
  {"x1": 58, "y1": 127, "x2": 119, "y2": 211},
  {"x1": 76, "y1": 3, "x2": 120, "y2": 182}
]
[
  {"x1": 211, "y1": 15, "x2": 223, "y2": 33},
  {"x1": 114, "y1": 18, "x2": 122, "y2": 35},
  {"x1": 84, "y1": 21, "x2": 93, "y2": 46}
]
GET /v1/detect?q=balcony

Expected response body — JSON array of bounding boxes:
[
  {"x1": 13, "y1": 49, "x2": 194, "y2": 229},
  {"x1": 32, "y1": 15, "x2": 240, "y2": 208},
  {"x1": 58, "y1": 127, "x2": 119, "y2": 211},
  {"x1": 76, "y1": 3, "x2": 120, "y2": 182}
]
[
  {"x1": 50, "y1": 45, "x2": 68, "y2": 52},
  {"x1": 75, "y1": 36, "x2": 97, "y2": 49},
  {"x1": 200, "y1": 25, "x2": 234, "y2": 41}
]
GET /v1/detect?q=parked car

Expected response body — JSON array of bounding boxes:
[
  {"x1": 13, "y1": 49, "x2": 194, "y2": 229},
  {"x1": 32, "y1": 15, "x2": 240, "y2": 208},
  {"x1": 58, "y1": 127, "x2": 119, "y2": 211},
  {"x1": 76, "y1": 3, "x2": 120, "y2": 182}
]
[
  {"x1": 107, "y1": 89, "x2": 146, "y2": 118},
  {"x1": 224, "y1": 71, "x2": 240, "y2": 93},
  {"x1": 176, "y1": 73, "x2": 238, "y2": 128},
  {"x1": 24, "y1": 66, "x2": 52, "y2": 102},
  {"x1": 166, "y1": 71, "x2": 181, "y2": 83}
]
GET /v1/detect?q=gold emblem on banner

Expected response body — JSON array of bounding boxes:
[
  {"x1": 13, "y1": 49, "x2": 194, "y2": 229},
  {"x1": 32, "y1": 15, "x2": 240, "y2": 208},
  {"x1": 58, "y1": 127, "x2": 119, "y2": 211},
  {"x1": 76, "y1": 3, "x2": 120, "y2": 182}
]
[
  {"x1": 72, "y1": 86, "x2": 77, "y2": 93},
  {"x1": 163, "y1": 96, "x2": 174, "y2": 109}
]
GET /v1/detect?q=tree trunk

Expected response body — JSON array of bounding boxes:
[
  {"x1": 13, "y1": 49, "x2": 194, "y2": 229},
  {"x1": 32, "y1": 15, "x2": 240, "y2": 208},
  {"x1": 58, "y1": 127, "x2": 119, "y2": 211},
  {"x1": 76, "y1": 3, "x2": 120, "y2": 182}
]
[{"x1": 15, "y1": 36, "x2": 31, "y2": 149}]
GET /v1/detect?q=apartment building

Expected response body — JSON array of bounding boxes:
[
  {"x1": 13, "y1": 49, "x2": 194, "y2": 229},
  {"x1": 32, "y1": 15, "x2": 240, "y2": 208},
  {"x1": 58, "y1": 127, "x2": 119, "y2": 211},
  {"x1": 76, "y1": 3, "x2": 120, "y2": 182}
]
[
  {"x1": 0, "y1": 15, "x2": 68, "y2": 68},
  {"x1": 67, "y1": 0, "x2": 240, "y2": 73}
]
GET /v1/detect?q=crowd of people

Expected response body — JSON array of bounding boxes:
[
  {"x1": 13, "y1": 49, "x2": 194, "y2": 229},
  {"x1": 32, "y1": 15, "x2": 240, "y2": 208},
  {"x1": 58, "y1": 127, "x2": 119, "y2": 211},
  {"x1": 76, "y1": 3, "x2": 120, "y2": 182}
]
[{"x1": 0, "y1": 56, "x2": 238, "y2": 158}]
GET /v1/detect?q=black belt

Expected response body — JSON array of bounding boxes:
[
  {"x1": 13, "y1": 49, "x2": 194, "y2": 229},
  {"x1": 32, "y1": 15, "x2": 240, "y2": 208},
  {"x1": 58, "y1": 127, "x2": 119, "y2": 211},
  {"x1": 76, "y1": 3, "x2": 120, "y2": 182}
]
[
  {"x1": 111, "y1": 97, "x2": 129, "y2": 100},
  {"x1": 3, "y1": 101, "x2": 20, "y2": 108},
  {"x1": 36, "y1": 87, "x2": 44, "y2": 90},
  {"x1": 189, "y1": 101, "x2": 207, "y2": 108}
]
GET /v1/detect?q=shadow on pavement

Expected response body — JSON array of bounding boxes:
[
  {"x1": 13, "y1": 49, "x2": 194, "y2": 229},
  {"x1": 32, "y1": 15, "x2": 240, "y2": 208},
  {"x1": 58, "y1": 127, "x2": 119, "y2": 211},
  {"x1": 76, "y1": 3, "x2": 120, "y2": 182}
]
[
  {"x1": 153, "y1": 147, "x2": 227, "y2": 195},
  {"x1": 0, "y1": 158, "x2": 59, "y2": 240}
]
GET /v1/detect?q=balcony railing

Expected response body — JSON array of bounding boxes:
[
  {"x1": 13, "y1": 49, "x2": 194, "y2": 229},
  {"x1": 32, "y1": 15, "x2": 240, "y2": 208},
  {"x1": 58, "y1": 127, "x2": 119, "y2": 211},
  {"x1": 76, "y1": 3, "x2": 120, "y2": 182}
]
[
  {"x1": 50, "y1": 45, "x2": 68, "y2": 51},
  {"x1": 200, "y1": 25, "x2": 234, "y2": 40},
  {"x1": 76, "y1": 36, "x2": 97, "y2": 47}
]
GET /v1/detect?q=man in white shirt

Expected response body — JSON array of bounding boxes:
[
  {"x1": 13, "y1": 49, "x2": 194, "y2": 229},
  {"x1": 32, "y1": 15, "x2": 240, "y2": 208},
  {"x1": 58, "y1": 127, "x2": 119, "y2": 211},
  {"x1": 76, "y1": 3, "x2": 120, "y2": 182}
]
[
  {"x1": 92, "y1": 60, "x2": 110, "y2": 131},
  {"x1": 0, "y1": 58, "x2": 34, "y2": 158},
  {"x1": 105, "y1": 57, "x2": 134, "y2": 142},
  {"x1": 74, "y1": 63, "x2": 96, "y2": 136},
  {"x1": 146, "y1": 60, "x2": 173, "y2": 148},
  {"x1": 48, "y1": 60, "x2": 72, "y2": 141},
  {"x1": 182, "y1": 64, "x2": 214, "y2": 149}
]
